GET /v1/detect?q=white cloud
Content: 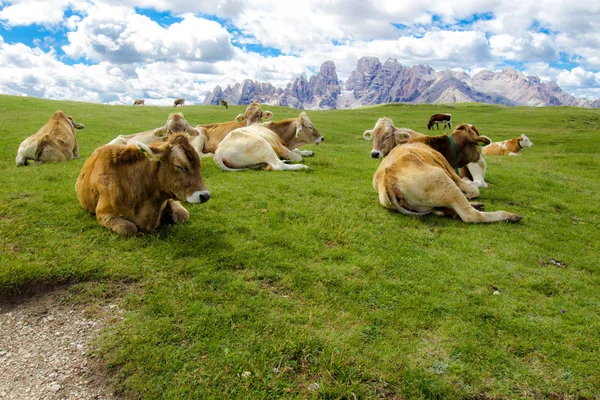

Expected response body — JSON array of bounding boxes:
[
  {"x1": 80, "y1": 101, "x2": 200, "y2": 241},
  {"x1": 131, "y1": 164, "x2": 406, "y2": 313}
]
[{"x1": 62, "y1": 4, "x2": 234, "y2": 64}]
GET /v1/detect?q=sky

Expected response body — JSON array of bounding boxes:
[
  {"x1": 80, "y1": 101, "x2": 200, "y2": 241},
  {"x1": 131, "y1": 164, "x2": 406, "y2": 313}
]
[{"x1": 0, "y1": 0, "x2": 599, "y2": 106}]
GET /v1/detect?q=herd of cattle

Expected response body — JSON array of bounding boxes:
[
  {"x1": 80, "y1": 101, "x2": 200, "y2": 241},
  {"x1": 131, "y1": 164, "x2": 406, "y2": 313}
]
[{"x1": 14, "y1": 105, "x2": 533, "y2": 233}]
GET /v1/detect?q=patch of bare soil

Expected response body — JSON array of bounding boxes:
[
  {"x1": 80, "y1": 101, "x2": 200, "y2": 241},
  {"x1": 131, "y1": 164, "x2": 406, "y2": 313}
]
[{"x1": 0, "y1": 287, "x2": 120, "y2": 399}]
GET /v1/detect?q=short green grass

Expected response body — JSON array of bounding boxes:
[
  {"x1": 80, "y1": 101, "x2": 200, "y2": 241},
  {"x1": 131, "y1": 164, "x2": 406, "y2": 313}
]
[{"x1": 1, "y1": 95, "x2": 599, "y2": 399}]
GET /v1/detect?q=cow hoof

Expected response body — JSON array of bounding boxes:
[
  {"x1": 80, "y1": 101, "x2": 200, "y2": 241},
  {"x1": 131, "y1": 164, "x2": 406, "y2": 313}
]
[
  {"x1": 171, "y1": 209, "x2": 190, "y2": 224},
  {"x1": 508, "y1": 214, "x2": 522, "y2": 223},
  {"x1": 112, "y1": 222, "x2": 138, "y2": 235}
]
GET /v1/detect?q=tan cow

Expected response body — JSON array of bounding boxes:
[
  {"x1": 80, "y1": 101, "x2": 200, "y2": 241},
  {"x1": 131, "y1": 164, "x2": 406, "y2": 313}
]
[
  {"x1": 364, "y1": 117, "x2": 489, "y2": 188},
  {"x1": 108, "y1": 112, "x2": 201, "y2": 148},
  {"x1": 482, "y1": 134, "x2": 533, "y2": 156},
  {"x1": 173, "y1": 98, "x2": 185, "y2": 107},
  {"x1": 214, "y1": 112, "x2": 323, "y2": 171},
  {"x1": 194, "y1": 101, "x2": 273, "y2": 157},
  {"x1": 76, "y1": 133, "x2": 210, "y2": 234},
  {"x1": 373, "y1": 125, "x2": 521, "y2": 223},
  {"x1": 16, "y1": 110, "x2": 85, "y2": 166},
  {"x1": 133, "y1": 99, "x2": 145, "y2": 106}
]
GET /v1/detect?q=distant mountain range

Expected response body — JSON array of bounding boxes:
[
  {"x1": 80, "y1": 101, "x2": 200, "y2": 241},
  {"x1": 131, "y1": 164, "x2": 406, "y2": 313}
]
[{"x1": 203, "y1": 57, "x2": 600, "y2": 109}]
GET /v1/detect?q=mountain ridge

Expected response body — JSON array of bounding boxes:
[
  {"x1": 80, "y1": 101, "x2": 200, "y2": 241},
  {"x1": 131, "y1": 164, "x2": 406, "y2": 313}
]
[{"x1": 203, "y1": 57, "x2": 599, "y2": 109}]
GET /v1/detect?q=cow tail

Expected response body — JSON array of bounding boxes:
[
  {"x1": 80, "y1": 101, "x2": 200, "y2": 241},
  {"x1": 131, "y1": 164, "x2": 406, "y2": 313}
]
[
  {"x1": 214, "y1": 156, "x2": 246, "y2": 172},
  {"x1": 34, "y1": 136, "x2": 51, "y2": 161}
]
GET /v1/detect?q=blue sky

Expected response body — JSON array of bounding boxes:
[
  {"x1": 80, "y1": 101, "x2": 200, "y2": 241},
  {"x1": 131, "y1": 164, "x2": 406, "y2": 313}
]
[{"x1": 0, "y1": 0, "x2": 598, "y2": 106}]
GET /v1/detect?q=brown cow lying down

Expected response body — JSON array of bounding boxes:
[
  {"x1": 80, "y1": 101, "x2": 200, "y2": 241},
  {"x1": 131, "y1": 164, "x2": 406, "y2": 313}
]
[
  {"x1": 482, "y1": 134, "x2": 533, "y2": 156},
  {"x1": 76, "y1": 133, "x2": 210, "y2": 234},
  {"x1": 16, "y1": 110, "x2": 85, "y2": 166},
  {"x1": 214, "y1": 112, "x2": 323, "y2": 171},
  {"x1": 108, "y1": 112, "x2": 201, "y2": 149},
  {"x1": 364, "y1": 117, "x2": 489, "y2": 188},
  {"x1": 195, "y1": 100, "x2": 273, "y2": 157},
  {"x1": 373, "y1": 124, "x2": 522, "y2": 223}
]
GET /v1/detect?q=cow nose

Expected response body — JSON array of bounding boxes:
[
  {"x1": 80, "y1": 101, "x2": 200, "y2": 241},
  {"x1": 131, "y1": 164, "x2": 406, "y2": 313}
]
[
  {"x1": 370, "y1": 151, "x2": 381, "y2": 159},
  {"x1": 187, "y1": 190, "x2": 211, "y2": 204}
]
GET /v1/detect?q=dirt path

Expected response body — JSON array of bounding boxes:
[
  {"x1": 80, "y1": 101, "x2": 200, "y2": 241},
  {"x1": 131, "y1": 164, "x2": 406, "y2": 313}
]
[{"x1": 0, "y1": 287, "x2": 119, "y2": 399}]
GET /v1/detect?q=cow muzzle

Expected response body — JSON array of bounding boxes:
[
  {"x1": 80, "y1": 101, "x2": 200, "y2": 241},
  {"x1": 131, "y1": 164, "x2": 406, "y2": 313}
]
[
  {"x1": 187, "y1": 190, "x2": 211, "y2": 204},
  {"x1": 370, "y1": 150, "x2": 382, "y2": 159}
]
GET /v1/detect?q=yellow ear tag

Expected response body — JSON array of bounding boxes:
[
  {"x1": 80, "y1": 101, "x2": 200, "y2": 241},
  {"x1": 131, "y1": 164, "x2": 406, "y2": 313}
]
[{"x1": 139, "y1": 147, "x2": 152, "y2": 158}]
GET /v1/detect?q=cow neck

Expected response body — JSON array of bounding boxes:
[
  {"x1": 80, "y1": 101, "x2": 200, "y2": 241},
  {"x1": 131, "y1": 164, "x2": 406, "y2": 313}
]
[
  {"x1": 518, "y1": 139, "x2": 523, "y2": 149},
  {"x1": 446, "y1": 134, "x2": 460, "y2": 175}
]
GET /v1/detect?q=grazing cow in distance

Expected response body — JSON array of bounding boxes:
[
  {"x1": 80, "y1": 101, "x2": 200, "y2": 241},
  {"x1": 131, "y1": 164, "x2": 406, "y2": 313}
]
[
  {"x1": 364, "y1": 117, "x2": 489, "y2": 188},
  {"x1": 75, "y1": 133, "x2": 210, "y2": 234},
  {"x1": 133, "y1": 99, "x2": 145, "y2": 106},
  {"x1": 108, "y1": 113, "x2": 201, "y2": 148},
  {"x1": 194, "y1": 101, "x2": 274, "y2": 157},
  {"x1": 373, "y1": 125, "x2": 521, "y2": 223},
  {"x1": 214, "y1": 112, "x2": 323, "y2": 171},
  {"x1": 16, "y1": 110, "x2": 85, "y2": 166},
  {"x1": 482, "y1": 134, "x2": 534, "y2": 156},
  {"x1": 173, "y1": 98, "x2": 185, "y2": 107},
  {"x1": 427, "y1": 113, "x2": 452, "y2": 130},
  {"x1": 219, "y1": 99, "x2": 228, "y2": 109}
]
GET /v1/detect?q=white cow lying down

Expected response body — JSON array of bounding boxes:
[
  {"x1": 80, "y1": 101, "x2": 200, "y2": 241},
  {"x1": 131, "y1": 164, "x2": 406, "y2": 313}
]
[{"x1": 214, "y1": 126, "x2": 308, "y2": 171}]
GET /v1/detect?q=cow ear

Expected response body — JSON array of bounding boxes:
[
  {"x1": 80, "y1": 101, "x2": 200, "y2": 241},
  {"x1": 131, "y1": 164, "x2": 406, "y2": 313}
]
[
  {"x1": 135, "y1": 141, "x2": 163, "y2": 161},
  {"x1": 476, "y1": 136, "x2": 492, "y2": 146},
  {"x1": 153, "y1": 126, "x2": 167, "y2": 137},
  {"x1": 363, "y1": 130, "x2": 373, "y2": 141},
  {"x1": 187, "y1": 125, "x2": 201, "y2": 136},
  {"x1": 296, "y1": 119, "x2": 304, "y2": 137},
  {"x1": 263, "y1": 111, "x2": 274, "y2": 120},
  {"x1": 394, "y1": 128, "x2": 412, "y2": 142},
  {"x1": 235, "y1": 114, "x2": 246, "y2": 123}
]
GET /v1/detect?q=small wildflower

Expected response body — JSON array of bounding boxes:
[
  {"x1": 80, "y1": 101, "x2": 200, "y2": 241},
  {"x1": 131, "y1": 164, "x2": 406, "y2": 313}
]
[
  {"x1": 307, "y1": 382, "x2": 320, "y2": 392},
  {"x1": 241, "y1": 371, "x2": 251, "y2": 379},
  {"x1": 562, "y1": 309, "x2": 566, "y2": 314}
]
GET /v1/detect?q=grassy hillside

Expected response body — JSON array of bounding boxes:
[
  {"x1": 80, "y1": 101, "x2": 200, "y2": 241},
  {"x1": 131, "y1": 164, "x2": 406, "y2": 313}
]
[{"x1": 1, "y1": 95, "x2": 599, "y2": 399}]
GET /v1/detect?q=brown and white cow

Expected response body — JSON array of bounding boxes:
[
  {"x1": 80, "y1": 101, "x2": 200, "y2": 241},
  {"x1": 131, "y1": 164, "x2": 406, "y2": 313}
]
[
  {"x1": 193, "y1": 101, "x2": 274, "y2": 157},
  {"x1": 108, "y1": 113, "x2": 201, "y2": 148},
  {"x1": 482, "y1": 134, "x2": 533, "y2": 156},
  {"x1": 373, "y1": 125, "x2": 521, "y2": 223},
  {"x1": 364, "y1": 117, "x2": 489, "y2": 188},
  {"x1": 173, "y1": 98, "x2": 185, "y2": 107},
  {"x1": 219, "y1": 99, "x2": 228, "y2": 109},
  {"x1": 133, "y1": 99, "x2": 145, "y2": 106},
  {"x1": 427, "y1": 113, "x2": 452, "y2": 130},
  {"x1": 16, "y1": 110, "x2": 85, "y2": 166},
  {"x1": 75, "y1": 133, "x2": 210, "y2": 234},
  {"x1": 214, "y1": 112, "x2": 323, "y2": 171}
]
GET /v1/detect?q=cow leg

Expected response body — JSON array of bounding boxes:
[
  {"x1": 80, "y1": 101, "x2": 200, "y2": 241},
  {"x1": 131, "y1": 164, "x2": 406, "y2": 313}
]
[
  {"x1": 160, "y1": 200, "x2": 190, "y2": 225},
  {"x1": 95, "y1": 201, "x2": 138, "y2": 234},
  {"x1": 15, "y1": 139, "x2": 36, "y2": 166},
  {"x1": 465, "y1": 157, "x2": 488, "y2": 188},
  {"x1": 293, "y1": 148, "x2": 315, "y2": 157},
  {"x1": 72, "y1": 141, "x2": 80, "y2": 160},
  {"x1": 395, "y1": 162, "x2": 520, "y2": 223}
]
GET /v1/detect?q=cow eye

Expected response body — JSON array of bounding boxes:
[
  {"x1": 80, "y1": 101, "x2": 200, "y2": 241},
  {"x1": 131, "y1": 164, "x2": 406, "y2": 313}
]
[{"x1": 176, "y1": 165, "x2": 186, "y2": 172}]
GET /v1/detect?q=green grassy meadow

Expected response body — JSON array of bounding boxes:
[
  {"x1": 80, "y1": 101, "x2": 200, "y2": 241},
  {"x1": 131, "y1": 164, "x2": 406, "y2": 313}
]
[{"x1": 1, "y1": 95, "x2": 599, "y2": 399}]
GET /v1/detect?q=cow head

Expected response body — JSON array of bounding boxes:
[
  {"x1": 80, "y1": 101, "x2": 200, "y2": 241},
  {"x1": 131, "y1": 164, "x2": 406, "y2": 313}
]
[
  {"x1": 450, "y1": 124, "x2": 491, "y2": 167},
  {"x1": 519, "y1": 134, "x2": 534, "y2": 148},
  {"x1": 135, "y1": 134, "x2": 210, "y2": 204},
  {"x1": 154, "y1": 113, "x2": 201, "y2": 138},
  {"x1": 294, "y1": 112, "x2": 324, "y2": 145},
  {"x1": 235, "y1": 100, "x2": 274, "y2": 125},
  {"x1": 363, "y1": 117, "x2": 412, "y2": 159}
]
